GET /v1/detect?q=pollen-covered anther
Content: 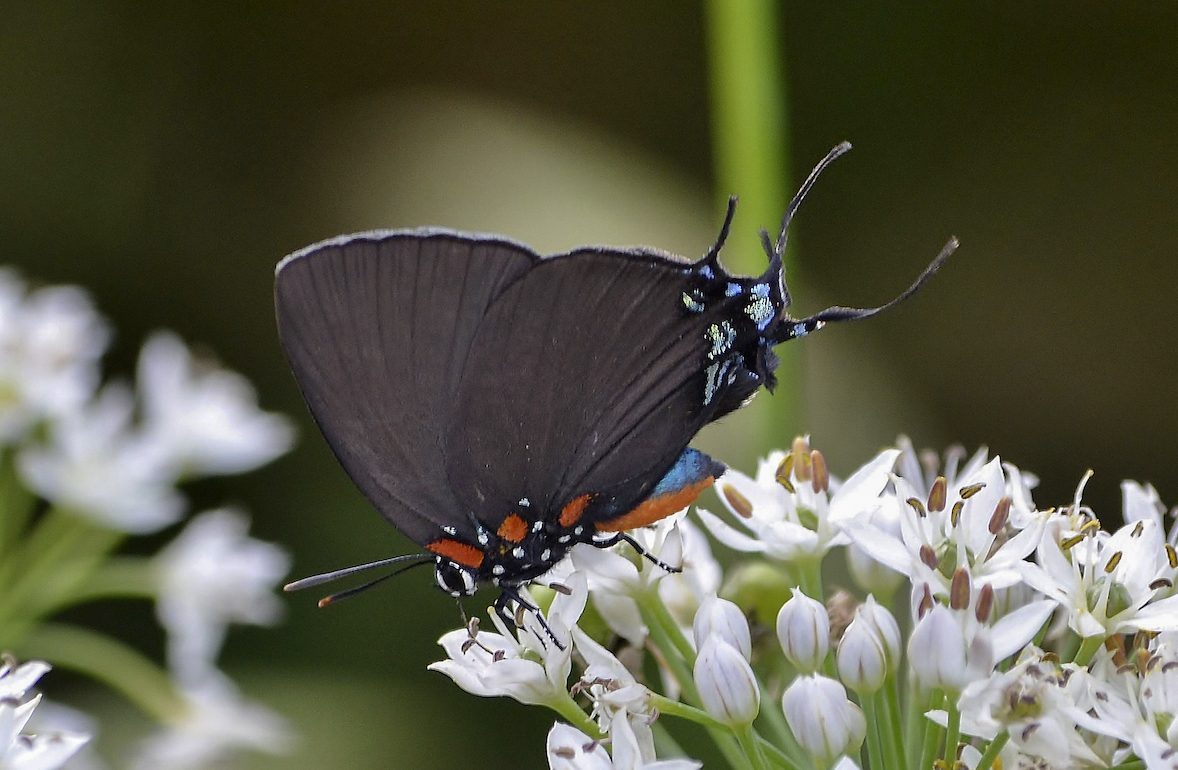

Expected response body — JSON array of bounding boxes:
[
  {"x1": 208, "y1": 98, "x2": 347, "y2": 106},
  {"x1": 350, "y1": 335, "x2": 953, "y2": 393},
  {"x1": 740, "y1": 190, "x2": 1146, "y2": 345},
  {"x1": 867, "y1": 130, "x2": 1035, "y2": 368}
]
[
  {"x1": 989, "y1": 496, "x2": 1012, "y2": 534},
  {"x1": 792, "y1": 441, "x2": 813, "y2": 483},
  {"x1": 950, "y1": 501, "x2": 964, "y2": 527},
  {"x1": 949, "y1": 568, "x2": 971, "y2": 610},
  {"x1": 810, "y1": 450, "x2": 829, "y2": 493},
  {"x1": 1104, "y1": 550, "x2": 1123, "y2": 573},
  {"x1": 958, "y1": 482, "x2": 986, "y2": 500},
  {"x1": 907, "y1": 497, "x2": 927, "y2": 518},
  {"x1": 920, "y1": 544, "x2": 938, "y2": 570},
  {"x1": 1060, "y1": 534, "x2": 1085, "y2": 551},
  {"x1": 1166, "y1": 544, "x2": 1178, "y2": 569},
  {"x1": 975, "y1": 583, "x2": 994, "y2": 623},
  {"x1": 775, "y1": 454, "x2": 796, "y2": 493},
  {"x1": 928, "y1": 476, "x2": 947, "y2": 513},
  {"x1": 723, "y1": 484, "x2": 754, "y2": 518}
]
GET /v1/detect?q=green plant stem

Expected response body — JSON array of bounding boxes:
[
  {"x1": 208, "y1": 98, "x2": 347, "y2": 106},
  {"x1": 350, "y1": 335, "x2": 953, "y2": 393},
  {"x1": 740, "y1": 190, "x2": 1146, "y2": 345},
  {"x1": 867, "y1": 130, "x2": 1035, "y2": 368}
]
[
  {"x1": 736, "y1": 723, "x2": 771, "y2": 770},
  {"x1": 904, "y1": 677, "x2": 923, "y2": 768},
  {"x1": 756, "y1": 738, "x2": 801, "y2": 770},
  {"x1": 0, "y1": 451, "x2": 33, "y2": 561},
  {"x1": 754, "y1": 672, "x2": 809, "y2": 767},
  {"x1": 549, "y1": 692, "x2": 603, "y2": 740},
  {"x1": 918, "y1": 689, "x2": 945, "y2": 770},
  {"x1": 882, "y1": 675, "x2": 907, "y2": 768},
  {"x1": 974, "y1": 730, "x2": 1009, "y2": 770},
  {"x1": 942, "y1": 696, "x2": 961, "y2": 766},
  {"x1": 40, "y1": 556, "x2": 158, "y2": 612},
  {"x1": 1072, "y1": 634, "x2": 1105, "y2": 667},
  {"x1": 704, "y1": 0, "x2": 793, "y2": 442},
  {"x1": 860, "y1": 692, "x2": 885, "y2": 770},
  {"x1": 17, "y1": 622, "x2": 183, "y2": 723},
  {"x1": 1109, "y1": 761, "x2": 1145, "y2": 770}
]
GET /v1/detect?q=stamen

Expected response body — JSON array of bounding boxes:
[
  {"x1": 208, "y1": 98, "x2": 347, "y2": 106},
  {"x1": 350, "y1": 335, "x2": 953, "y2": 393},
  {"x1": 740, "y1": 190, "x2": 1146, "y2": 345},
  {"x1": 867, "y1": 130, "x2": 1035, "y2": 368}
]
[
  {"x1": 1167, "y1": 544, "x2": 1178, "y2": 569},
  {"x1": 1104, "y1": 551, "x2": 1123, "y2": 573},
  {"x1": 907, "y1": 497, "x2": 928, "y2": 517},
  {"x1": 988, "y1": 496, "x2": 1012, "y2": 534},
  {"x1": 950, "y1": 501, "x2": 964, "y2": 527},
  {"x1": 1060, "y1": 534, "x2": 1084, "y2": 551},
  {"x1": 949, "y1": 568, "x2": 971, "y2": 610},
  {"x1": 917, "y1": 584, "x2": 934, "y2": 618},
  {"x1": 975, "y1": 583, "x2": 994, "y2": 623},
  {"x1": 958, "y1": 482, "x2": 986, "y2": 500},
  {"x1": 775, "y1": 454, "x2": 796, "y2": 492},
  {"x1": 920, "y1": 544, "x2": 939, "y2": 570},
  {"x1": 810, "y1": 450, "x2": 829, "y2": 493}
]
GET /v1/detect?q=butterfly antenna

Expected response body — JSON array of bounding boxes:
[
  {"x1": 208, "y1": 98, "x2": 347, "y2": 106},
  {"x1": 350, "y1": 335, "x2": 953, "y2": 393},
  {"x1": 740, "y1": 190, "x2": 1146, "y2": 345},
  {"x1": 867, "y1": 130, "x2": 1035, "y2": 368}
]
[
  {"x1": 701, "y1": 195, "x2": 739, "y2": 266},
  {"x1": 284, "y1": 553, "x2": 432, "y2": 592},
  {"x1": 315, "y1": 558, "x2": 433, "y2": 607},
  {"x1": 768, "y1": 141, "x2": 854, "y2": 262}
]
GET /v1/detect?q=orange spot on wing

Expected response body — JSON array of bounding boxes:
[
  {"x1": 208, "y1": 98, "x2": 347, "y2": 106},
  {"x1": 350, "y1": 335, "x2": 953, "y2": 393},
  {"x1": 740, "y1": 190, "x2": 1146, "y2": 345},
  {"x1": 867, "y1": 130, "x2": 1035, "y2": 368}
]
[
  {"x1": 594, "y1": 476, "x2": 715, "y2": 533},
  {"x1": 560, "y1": 493, "x2": 593, "y2": 527},
  {"x1": 426, "y1": 538, "x2": 485, "y2": 569},
  {"x1": 497, "y1": 514, "x2": 528, "y2": 544}
]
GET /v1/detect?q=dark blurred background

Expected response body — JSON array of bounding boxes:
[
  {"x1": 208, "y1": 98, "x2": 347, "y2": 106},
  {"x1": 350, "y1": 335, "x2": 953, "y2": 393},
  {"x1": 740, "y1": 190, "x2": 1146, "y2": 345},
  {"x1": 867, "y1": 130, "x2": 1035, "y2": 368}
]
[{"x1": 3, "y1": 3, "x2": 1176, "y2": 767}]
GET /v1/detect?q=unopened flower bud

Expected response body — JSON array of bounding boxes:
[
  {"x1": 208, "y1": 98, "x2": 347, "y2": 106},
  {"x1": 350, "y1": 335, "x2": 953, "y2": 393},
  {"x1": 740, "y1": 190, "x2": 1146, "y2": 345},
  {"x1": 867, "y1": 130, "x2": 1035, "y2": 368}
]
[
  {"x1": 908, "y1": 604, "x2": 967, "y2": 694},
  {"x1": 782, "y1": 674, "x2": 865, "y2": 764},
  {"x1": 776, "y1": 589, "x2": 830, "y2": 673},
  {"x1": 694, "y1": 596, "x2": 752, "y2": 660},
  {"x1": 694, "y1": 639, "x2": 760, "y2": 726},
  {"x1": 836, "y1": 595, "x2": 901, "y2": 694}
]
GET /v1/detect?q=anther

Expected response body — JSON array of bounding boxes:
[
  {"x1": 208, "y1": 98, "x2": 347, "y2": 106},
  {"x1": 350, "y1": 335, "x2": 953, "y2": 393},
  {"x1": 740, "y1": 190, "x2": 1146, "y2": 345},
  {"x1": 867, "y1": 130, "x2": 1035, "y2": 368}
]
[
  {"x1": 958, "y1": 482, "x2": 985, "y2": 500},
  {"x1": 907, "y1": 497, "x2": 927, "y2": 518},
  {"x1": 949, "y1": 568, "x2": 971, "y2": 610},
  {"x1": 1167, "y1": 544, "x2": 1178, "y2": 569},
  {"x1": 975, "y1": 583, "x2": 994, "y2": 623},
  {"x1": 989, "y1": 496, "x2": 1011, "y2": 535},
  {"x1": 1104, "y1": 551, "x2": 1123, "y2": 573},
  {"x1": 722, "y1": 484, "x2": 754, "y2": 518},
  {"x1": 810, "y1": 450, "x2": 829, "y2": 494},
  {"x1": 950, "y1": 501, "x2": 964, "y2": 527},
  {"x1": 775, "y1": 454, "x2": 796, "y2": 493},
  {"x1": 917, "y1": 584, "x2": 934, "y2": 618},
  {"x1": 928, "y1": 476, "x2": 947, "y2": 513},
  {"x1": 920, "y1": 544, "x2": 939, "y2": 570}
]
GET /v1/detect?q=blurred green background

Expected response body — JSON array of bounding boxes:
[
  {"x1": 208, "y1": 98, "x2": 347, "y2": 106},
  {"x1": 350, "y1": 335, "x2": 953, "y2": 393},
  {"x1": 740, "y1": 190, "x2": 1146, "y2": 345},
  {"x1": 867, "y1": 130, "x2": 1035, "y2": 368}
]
[{"x1": 3, "y1": 3, "x2": 1177, "y2": 767}]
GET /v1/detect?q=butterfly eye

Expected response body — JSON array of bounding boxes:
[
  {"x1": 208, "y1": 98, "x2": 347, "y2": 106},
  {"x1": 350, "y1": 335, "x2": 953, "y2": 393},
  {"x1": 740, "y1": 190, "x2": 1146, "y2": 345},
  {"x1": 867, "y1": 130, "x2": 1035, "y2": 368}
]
[{"x1": 435, "y1": 561, "x2": 476, "y2": 597}]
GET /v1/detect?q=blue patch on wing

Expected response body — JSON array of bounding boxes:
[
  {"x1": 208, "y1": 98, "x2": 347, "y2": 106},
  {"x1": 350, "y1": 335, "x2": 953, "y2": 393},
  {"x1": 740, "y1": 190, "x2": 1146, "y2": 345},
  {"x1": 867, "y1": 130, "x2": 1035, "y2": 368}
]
[{"x1": 652, "y1": 448, "x2": 725, "y2": 497}]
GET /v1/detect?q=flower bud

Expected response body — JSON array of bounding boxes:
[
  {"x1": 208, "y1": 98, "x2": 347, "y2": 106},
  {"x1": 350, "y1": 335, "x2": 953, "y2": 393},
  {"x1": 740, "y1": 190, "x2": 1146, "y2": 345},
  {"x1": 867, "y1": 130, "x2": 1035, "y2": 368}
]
[
  {"x1": 853, "y1": 595, "x2": 901, "y2": 667},
  {"x1": 694, "y1": 596, "x2": 752, "y2": 660},
  {"x1": 776, "y1": 589, "x2": 830, "y2": 673},
  {"x1": 694, "y1": 639, "x2": 760, "y2": 726},
  {"x1": 907, "y1": 604, "x2": 967, "y2": 694},
  {"x1": 781, "y1": 674, "x2": 865, "y2": 764},
  {"x1": 837, "y1": 617, "x2": 889, "y2": 693}
]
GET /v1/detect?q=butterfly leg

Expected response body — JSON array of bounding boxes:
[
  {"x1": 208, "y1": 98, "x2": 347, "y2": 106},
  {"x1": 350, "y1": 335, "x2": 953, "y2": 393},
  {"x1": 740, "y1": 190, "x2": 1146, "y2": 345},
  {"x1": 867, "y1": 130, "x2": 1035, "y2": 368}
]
[
  {"x1": 495, "y1": 585, "x2": 566, "y2": 650},
  {"x1": 591, "y1": 532, "x2": 683, "y2": 574}
]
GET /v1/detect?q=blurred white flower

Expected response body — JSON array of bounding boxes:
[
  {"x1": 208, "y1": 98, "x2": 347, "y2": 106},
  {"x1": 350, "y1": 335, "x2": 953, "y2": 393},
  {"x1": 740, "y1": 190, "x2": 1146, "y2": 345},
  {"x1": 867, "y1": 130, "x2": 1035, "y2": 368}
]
[
  {"x1": 17, "y1": 384, "x2": 184, "y2": 533},
  {"x1": 0, "y1": 659, "x2": 90, "y2": 770},
  {"x1": 156, "y1": 508, "x2": 290, "y2": 685},
  {"x1": 0, "y1": 273, "x2": 109, "y2": 443},
  {"x1": 136, "y1": 331, "x2": 294, "y2": 478},
  {"x1": 132, "y1": 674, "x2": 290, "y2": 770},
  {"x1": 836, "y1": 597, "x2": 900, "y2": 694},
  {"x1": 697, "y1": 445, "x2": 899, "y2": 564},
  {"x1": 429, "y1": 573, "x2": 587, "y2": 707}
]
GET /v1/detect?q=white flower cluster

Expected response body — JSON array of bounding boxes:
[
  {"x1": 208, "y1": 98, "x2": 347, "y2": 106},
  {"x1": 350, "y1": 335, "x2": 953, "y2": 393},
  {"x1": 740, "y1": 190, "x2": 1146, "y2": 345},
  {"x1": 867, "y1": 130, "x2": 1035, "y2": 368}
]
[
  {"x1": 432, "y1": 436, "x2": 1178, "y2": 769},
  {"x1": 0, "y1": 269, "x2": 293, "y2": 769}
]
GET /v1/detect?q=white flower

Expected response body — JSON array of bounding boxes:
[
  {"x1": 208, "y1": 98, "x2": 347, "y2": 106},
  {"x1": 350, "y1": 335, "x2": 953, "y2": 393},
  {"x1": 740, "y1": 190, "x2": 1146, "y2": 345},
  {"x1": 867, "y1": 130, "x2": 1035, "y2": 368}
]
[
  {"x1": 0, "y1": 659, "x2": 90, "y2": 770},
  {"x1": 156, "y1": 508, "x2": 290, "y2": 685},
  {"x1": 1021, "y1": 491, "x2": 1178, "y2": 638},
  {"x1": 570, "y1": 512, "x2": 688, "y2": 645},
  {"x1": 697, "y1": 444, "x2": 900, "y2": 564},
  {"x1": 571, "y1": 627, "x2": 651, "y2": 727},
  {"x1": 950, "y1": 652, "x2": 1104, "y2": 767},
  {"x1": 136, "y1": 331, "x2": 294, "y2": 478},
  {"x1": 694, "y1": 639, "x2": 759, "y2": 726},
  {"x1": 776, "y1": 588, "x2": 830, "y2": 673},
  {"x1": 17, "y1": 384, "x2": 184, "y2": 533},
  {"x1": 546, "y1": 716, "x2": 701, "y2": 770},
  {"x1": 132, "y1": 674, "x2": 290, "y2": 770},
  {"x1": 781, "y1": 674, "x2": 865, "y2": 765},
  {"x1": 0, "y1": 274, "x2": 109, "y2": 443},
  {"x1": 429, "y1": 573, "x2": 588, "y2": 707},
  {"x1": 692, "y1": 596, "x2": 751, "y2": 660},
  {"x1": 908, "y1": 604, "x2": 969, "y2": 694},
  {"x1": 844, "y1": 456, "x2": 1046, "y2": 604}
]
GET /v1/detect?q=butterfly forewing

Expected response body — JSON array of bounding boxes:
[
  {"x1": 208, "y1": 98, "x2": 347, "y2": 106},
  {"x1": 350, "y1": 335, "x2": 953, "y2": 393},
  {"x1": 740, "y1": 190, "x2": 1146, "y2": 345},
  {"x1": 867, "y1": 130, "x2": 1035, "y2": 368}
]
[{"x1": 275, "y1": 230, "x2": 539, "y2": 546}]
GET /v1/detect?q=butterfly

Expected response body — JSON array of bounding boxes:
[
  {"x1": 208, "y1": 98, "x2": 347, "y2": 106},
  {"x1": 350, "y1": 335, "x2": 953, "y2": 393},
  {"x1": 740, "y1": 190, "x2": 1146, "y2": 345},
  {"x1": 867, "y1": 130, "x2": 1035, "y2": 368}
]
[{"x1": 276, "y1": 142, "x2": 955, "y2": 639}]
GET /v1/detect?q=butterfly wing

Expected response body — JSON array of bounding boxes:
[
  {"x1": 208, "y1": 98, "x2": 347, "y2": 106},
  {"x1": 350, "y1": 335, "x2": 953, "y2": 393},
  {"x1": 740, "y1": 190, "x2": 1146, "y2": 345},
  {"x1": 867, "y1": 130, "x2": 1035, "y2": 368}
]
[
  {"x1": 445, "y1": 247, "x2": 771, "y2": 529},
  {"x1": 275, "y1": 229, "x2": 539, "y2": 546}
]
